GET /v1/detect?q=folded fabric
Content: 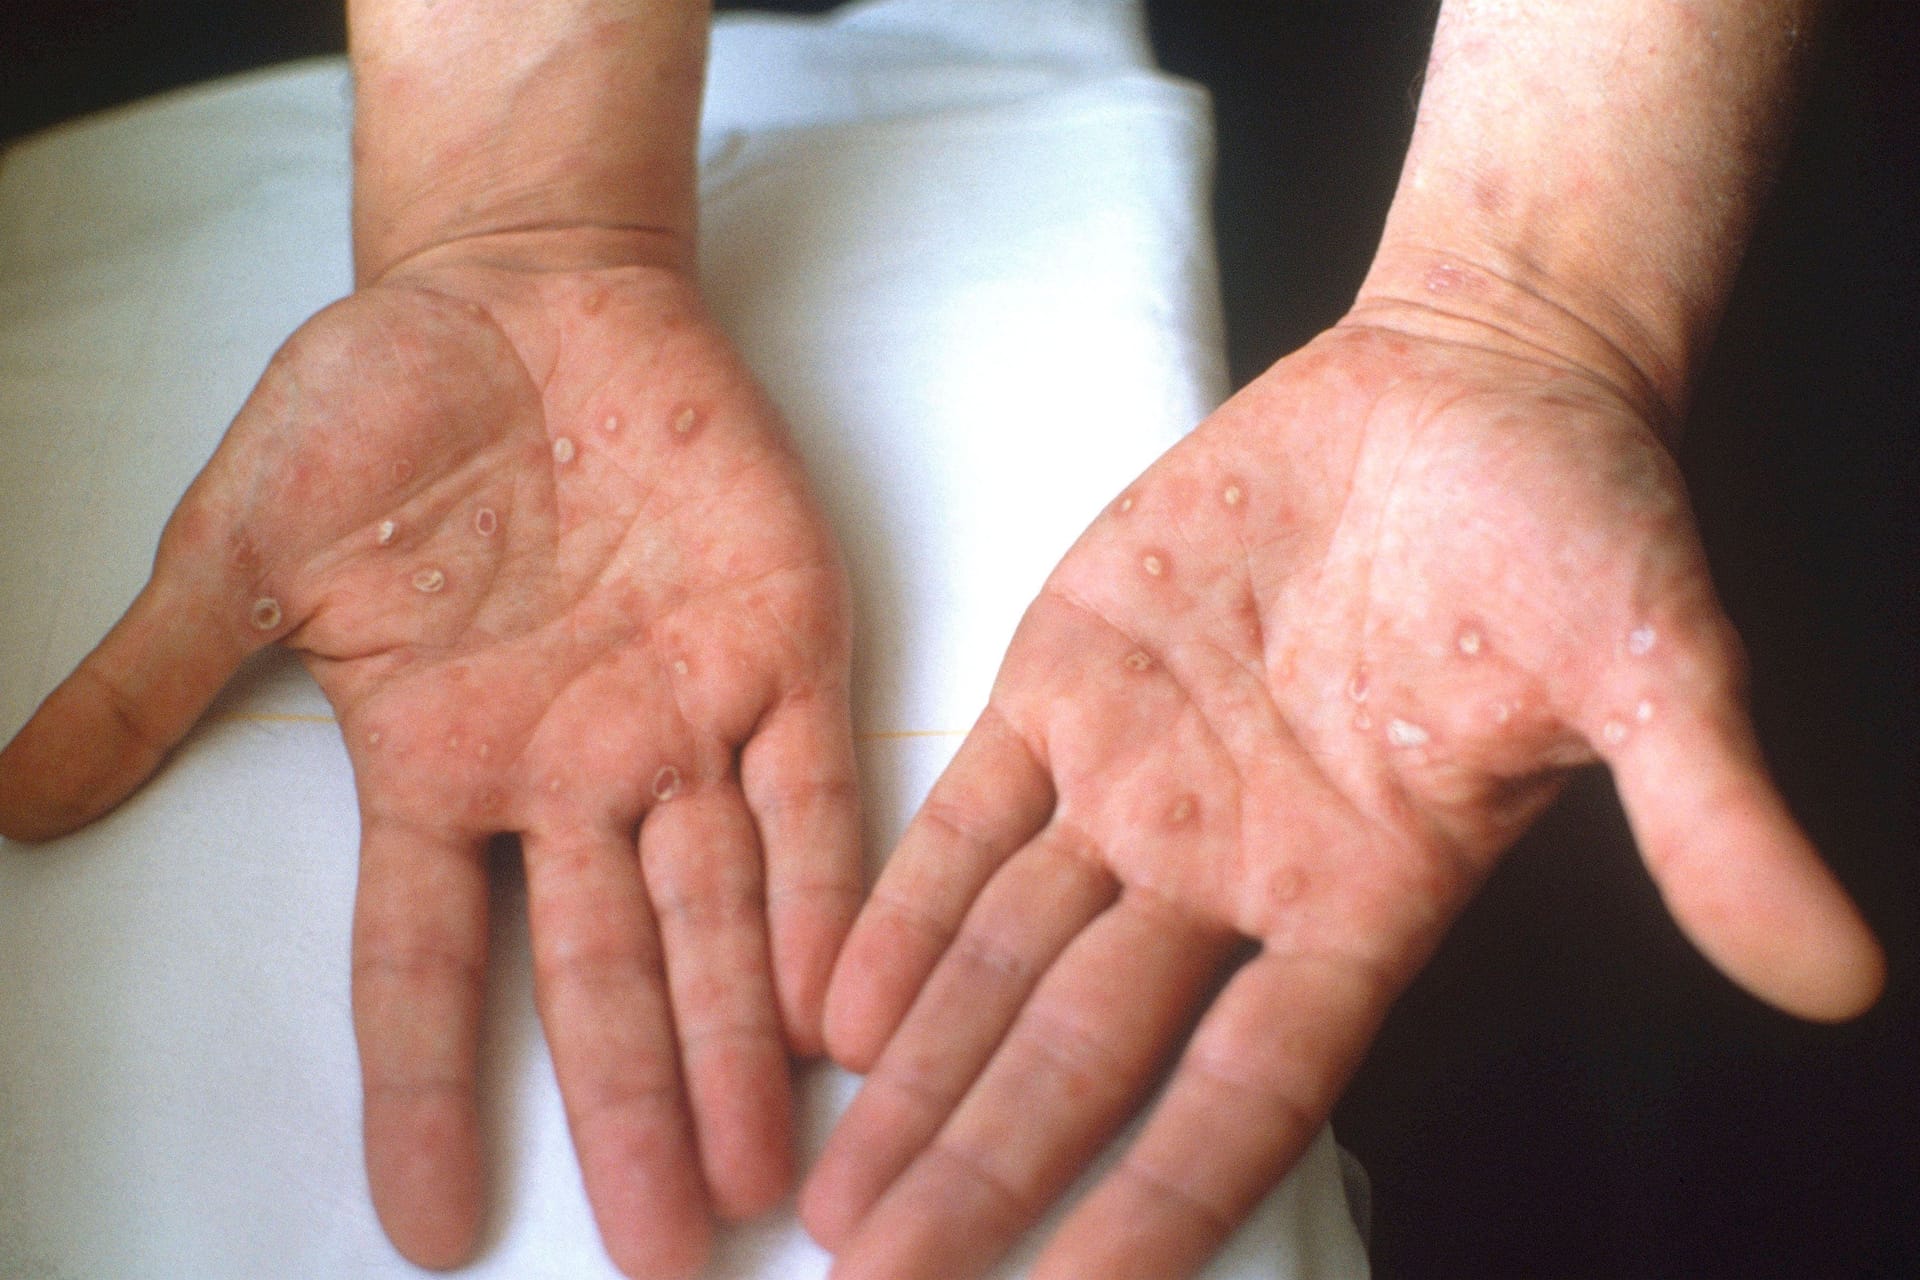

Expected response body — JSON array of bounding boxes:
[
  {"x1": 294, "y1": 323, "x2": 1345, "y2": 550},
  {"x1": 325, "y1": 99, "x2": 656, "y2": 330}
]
[{"x1": 0, "y1": 1, "x2": 1368, "y2": 1275}]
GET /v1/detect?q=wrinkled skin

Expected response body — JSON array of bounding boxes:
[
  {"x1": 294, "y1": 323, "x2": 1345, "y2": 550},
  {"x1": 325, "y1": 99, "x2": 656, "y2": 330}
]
[
  {"x1": 802, "y1": 321, "x2": 1883, "y2": 1279},
  {"x1": 0, "y1": 246, "x2": 862, "y2": 1279}
]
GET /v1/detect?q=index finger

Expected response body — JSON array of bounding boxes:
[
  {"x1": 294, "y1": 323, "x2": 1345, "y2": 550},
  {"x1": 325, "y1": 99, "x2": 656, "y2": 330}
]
[{"x1": 351, "y1": 817, "x2": 491, "y2": 1270}]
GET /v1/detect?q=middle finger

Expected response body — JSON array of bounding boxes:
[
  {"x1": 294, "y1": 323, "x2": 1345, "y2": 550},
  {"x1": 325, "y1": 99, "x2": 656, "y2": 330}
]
[{"x1": 523, "y1": 822, "x2": 710, "y2": 1279}]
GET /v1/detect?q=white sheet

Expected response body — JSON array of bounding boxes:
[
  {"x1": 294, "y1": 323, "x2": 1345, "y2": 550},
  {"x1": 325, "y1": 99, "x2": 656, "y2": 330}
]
[{"x1": 0, "y1": 1, "x2": 1368, "y2": 1275}]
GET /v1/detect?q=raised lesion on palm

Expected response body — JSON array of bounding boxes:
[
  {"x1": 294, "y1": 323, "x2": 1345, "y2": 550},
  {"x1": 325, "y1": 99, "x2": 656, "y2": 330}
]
[
  {"x1": 807, "y1": 320, "x2": 1878, "y2": 1279},
  {"x1": 161, "y1": 259, "x2": 839, "y2": 827},
  {"x1": 1037, "y1": 324, "x2": 1774, "y2": 940}
]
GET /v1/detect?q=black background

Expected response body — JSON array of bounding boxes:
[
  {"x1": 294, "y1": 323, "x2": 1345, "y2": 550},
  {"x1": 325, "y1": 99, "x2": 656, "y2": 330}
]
[{"x1": 4, "y1": 2, "x2": 1914, "y2": 1276}]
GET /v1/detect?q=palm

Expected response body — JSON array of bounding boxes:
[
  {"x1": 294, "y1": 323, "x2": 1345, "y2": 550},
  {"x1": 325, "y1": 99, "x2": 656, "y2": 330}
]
[
  {"x1": 1018, "y1": 327, "x2": 1703, "y2": 931},
  {"x1": 803, "y1": 326, "x2": 1881, "y2": 1279},
  {"x1": 1, "y1": 258, "x2": 862, "y2": 1277}
]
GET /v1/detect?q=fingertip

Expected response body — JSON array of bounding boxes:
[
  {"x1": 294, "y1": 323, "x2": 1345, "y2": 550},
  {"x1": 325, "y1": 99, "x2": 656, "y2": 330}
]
[
  {"x1": 716, "y1": 1156, "x2": 795, "y2": 1226},
  {"x1": 605, "y1": 1213, "x2": 714, "y2": 1280},
  {"x1": 366, "y1": 1100, "x2": 487, "y2": 1271},
  {"x1": 1755, "y1": 887, "x2": 1886, "y2": 1024},
  {"x1": 568, "y1": 1104, "x2": 715, "y2": 1280},
  {"x1": 0, "y1": 676, "x2": 163, "y2": 841},
  {"x1": 820, "y1": 921, "x2": 906, "y2": 1074},
  {"x1": 800, "y1": 1063, "x2": 941, "y2": 1254},
  {"x1": 0, "y1": 572, "x2": 263, "y2": 840},
  {"x1": 1613, "y1": 708, "x2": 1888, "y2": 1025},
  {"x1": 579, "y1": 1135, "x2": 716, "y2": 1280},
  {"x1": 591, "y1": 1150, "x2": 716, "y2": 1280},
  {"x1": 739, "y1": 688, "x2": 868, "y2": 1060},
  {"x1": 770, "y1": 880, "x2": 861, "y2": 1061},
  {"x1": 797, "y1": 1158, "x2": 857, "y2": 1253},
  {"x1": 819, "y1": 707, "x2": 1056, "y2": 1073},
  {"x1": 690, "y1": 1035, "x2": 798, "y2": 1224}
]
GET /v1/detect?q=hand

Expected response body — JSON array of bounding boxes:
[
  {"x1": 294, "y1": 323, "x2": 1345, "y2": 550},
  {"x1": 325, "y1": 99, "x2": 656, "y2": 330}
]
[
  {"x1": 800, "y1": 320, "x2": 1883, "y2": 1278},
  {"x1": 0, "y1": 235, "x2": 862, "y2": 1278}
]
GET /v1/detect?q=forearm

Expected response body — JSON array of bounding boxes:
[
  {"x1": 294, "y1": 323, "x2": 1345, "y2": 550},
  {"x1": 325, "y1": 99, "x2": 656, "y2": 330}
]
[
  {"x1": 348, "y1": 0, "x2": 711, "y2": 283},
  {"x1": 1352, "y1": 0, "x2": 1819, "y2": 427}
]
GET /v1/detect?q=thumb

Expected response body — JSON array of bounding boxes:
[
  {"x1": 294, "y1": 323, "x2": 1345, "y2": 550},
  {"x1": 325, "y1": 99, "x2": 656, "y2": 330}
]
[
  {"x1": 0, "y1": 547, "x2": 282, "y2": 841},
  {"x1": 1606, "y1": 686, "x2": 1885, "y2": 1024}
]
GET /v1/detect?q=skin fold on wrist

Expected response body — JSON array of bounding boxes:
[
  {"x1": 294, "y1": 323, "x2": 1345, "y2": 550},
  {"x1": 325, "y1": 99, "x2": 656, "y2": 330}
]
[
  {"x1": 347, "y1": 0, "x2": 711, "y2": 284},
  {"x1": 1346, "y1": 0, "x2": 1821, "y2": 430}
]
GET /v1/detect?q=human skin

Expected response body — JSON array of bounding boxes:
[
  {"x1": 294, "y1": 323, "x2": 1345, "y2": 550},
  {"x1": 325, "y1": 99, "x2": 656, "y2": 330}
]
[
  {"x1": 0, "y1": 2, "x2": 864, "y2": 1276},
  {"x1": 801, "y1": 2, "x2": 1886, "y2": 1278}
]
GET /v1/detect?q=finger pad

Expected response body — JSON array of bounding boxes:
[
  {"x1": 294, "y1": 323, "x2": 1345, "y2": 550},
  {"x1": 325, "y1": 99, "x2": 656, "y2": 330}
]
[
  {"x1": 822, "y1": 917, "x2": 931, "y2": 1071},
  {"x1": 0, "y1": 700, "x2": 152, "y2": 840},
  {"x1": 366, "y1": 1104, "x2": 484, "y2": 1271}
]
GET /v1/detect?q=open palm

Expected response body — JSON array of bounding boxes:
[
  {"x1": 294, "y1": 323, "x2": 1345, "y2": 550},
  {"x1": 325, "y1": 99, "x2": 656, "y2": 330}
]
[
  {"x1": 0, "y1": 251, "x2": 861, "y2": 1278},
  {"x1": 803, "y1": 323, "x2": 1882, "y2": 1279}
]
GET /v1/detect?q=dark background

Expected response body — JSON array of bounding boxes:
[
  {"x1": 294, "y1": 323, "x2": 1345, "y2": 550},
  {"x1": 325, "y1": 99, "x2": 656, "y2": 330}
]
[{"x1": 4, "y1": 2, "x2": 1914, "y2": 1276}]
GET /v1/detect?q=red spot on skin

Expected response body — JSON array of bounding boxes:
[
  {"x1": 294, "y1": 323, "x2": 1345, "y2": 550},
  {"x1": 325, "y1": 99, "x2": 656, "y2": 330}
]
[
  {"x1": 1424, "y1": 261, "x2": 1476, "y2": 296},
  {"x1": 229, "y1": 532, "x2": 261, "y2": 574},
  {"x1": 1472, "y1": 169, "x2": 1509, "y2": 216},
  {"x1": 1371, "y1": 331, "x2": 1414, "y2": 360}
]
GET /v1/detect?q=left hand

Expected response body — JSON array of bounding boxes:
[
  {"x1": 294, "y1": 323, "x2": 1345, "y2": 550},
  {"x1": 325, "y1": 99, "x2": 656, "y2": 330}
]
[{"x1": 799, "y1": 319, "x2": 1883, "y2": 1279}]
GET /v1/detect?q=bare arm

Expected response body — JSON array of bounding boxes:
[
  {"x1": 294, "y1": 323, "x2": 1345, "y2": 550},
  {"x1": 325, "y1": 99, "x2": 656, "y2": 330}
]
[
  {"x1": 1347, "y1": 0, "x2": 1878, "y2": 1023},
  {"x1": 348, "y1": 0, "x2": 710, "y2": 280},
  {"x1": 804, "y1": 4, "x2": 1881, "y2": 1277},
  {"x1": 3, "y1": 4, "x2": 863, "y2": 1276},
  {"x1": 1358, "y1": 0, "x2": 1819, "y2": 429}
]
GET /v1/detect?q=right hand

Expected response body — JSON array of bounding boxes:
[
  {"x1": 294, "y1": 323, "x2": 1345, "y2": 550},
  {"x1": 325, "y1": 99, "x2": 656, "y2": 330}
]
[{"x1": 0, "y1": 235, "x2": 864, "y2": 1278}]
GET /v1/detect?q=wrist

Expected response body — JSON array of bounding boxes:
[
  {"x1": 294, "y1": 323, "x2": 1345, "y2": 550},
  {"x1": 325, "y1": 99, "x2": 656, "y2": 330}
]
[
  {"x1": 1348, "y1": 0, "x2": 1823, "y2": 436},
  {"x1": 366, "y1": 223, "x2": 698, "y2": 291},
  {"x1": 1349, "y1": 238, "x2": 1683, "y2": 435},
  {"x1": 348, "y1": 0, "x2": 710, "y2": 284}
]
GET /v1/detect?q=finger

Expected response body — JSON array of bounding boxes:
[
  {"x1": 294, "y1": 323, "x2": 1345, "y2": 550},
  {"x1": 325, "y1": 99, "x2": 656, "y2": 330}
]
[
  {"x1": 0, "y1": 567, "x2": 273, "y2": 840},
  {"x1": 1607, "y1": 695, "x2": 1885, "y2": 1021},
  {"x1": 523, "y1": 824, "x2": 710, "y2": 1280},
  {"x1": 823, "y1": 707, "x2": 1054, "y2": 1070},
  {"x1": 829, "y1": 891, "x2": 1232, "y2": 1280},
  {"x1": 801, "y1": 826, "x2": 1120, "y2": 1249},
  {"x1": 739, "y1": 684, "x2": 864, "y2": 1058},
  {"x1": 639, "y1": 774, "x2": 795, "y2": 1221},
  {"x1": 351, "y1": 818, "x2": 491, "y2": 1270},
  {"x1": 1033, "y1": 945, "x2": 1391, "y2": 1280}
]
